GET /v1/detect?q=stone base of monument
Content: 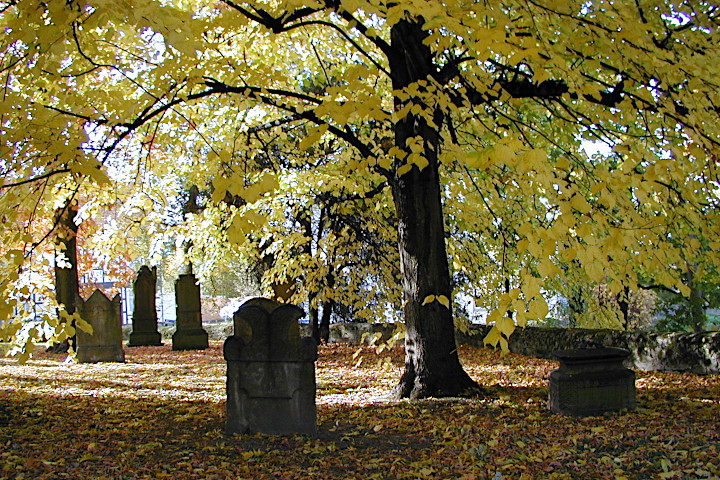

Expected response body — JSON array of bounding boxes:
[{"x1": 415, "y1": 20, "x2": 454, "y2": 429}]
[
  {"x1": 77, "y1": 344, "x2": 125, "y2": 363},
  {"x1": 225, "y1": 356, "x2": 317, "y2": 435},
  {"x1": 128, "y1": 331, "x2": 163, "y2": 347},
  {"x1": 172, "y1": 329, "x2": 208, "y2": 350},
  {"x1": 549, "y1": 347, "x2": 636, "y2": 416}
]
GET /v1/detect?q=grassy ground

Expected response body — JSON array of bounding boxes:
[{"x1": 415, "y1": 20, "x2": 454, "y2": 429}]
[{"x1": 1, "y1": 343, "x2": 719, "y2": 479}]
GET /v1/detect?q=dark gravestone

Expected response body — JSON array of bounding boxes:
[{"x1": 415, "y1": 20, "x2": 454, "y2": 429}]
[
  {"x1": 172, "y1": 273, "x2": 208, "y2": 350},
  {"x1": 76, "y1": 290, "x2": 125, "y2": 363},
  {"x1": 224, "y1": 297, "x2": 317, "y2": 435},
  {"x1": 128, "y1": 266, "x2": 162, "y2": 346},
  {"x1": 549, "y1": 347, "x2": 635, "y2": 416}
]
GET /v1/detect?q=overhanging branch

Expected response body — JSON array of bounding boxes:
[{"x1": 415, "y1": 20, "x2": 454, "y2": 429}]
[{"x1": 0, "y1": 167, "x2": 72, "y2": 190}]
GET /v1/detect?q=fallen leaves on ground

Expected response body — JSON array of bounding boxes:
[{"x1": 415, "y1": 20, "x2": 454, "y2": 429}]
[{"x1": 1, "y1": 343, "x2": 719, "y2": 479}]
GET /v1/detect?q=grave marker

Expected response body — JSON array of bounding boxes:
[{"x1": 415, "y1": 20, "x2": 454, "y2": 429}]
[
  {"x1": 172, "y1": 273, "x2": 208, "y2": 350},
  {"x1": 76, "y1": 290, "x2": 125, "y2": 363},
  {"x1": 224, "y1": 297, "x2": 317, "y2": 435},
  {"x1": 549, "y1": 347, "x2": 636, "y2": 416},
  {"x1": 128, "y1": 266, "x2": 162, "y2": 346}
]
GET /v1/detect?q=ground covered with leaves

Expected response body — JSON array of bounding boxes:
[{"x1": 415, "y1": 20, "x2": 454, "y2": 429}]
[{"x1": 1, "y1": 343, "x2": 719, "y2": 480}]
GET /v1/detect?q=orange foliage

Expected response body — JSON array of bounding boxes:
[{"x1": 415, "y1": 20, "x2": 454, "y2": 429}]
[{"x1": 76, "y1": 216, "x2": 135, "y2": 300}]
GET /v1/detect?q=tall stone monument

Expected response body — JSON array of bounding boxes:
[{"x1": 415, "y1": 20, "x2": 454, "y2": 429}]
[
  {"x1": 128, "y1": 266, "x2": 162, "y2": 346},
  {"x1": 224, "y1": 297, "x2": 317, "y2": 435},
  {"x1": 172, "y1": 273, "x2": 208, "y2": 350},
  {"x1": 76, "y1": 290, "x2": 125, "y2": 363}
]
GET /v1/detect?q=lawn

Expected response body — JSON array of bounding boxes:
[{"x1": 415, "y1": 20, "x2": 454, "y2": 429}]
[{"x1": 1, "y1": 343, "x2": 718, "y2": 479}]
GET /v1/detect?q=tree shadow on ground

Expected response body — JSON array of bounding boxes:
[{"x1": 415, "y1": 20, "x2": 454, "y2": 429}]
[{"x1": 1, "y1": 344, "x2": 718, "y2": 479}]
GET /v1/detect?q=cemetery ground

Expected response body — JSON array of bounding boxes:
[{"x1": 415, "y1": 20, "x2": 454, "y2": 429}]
[{"x1": 1, "y1": 343, "x2": 719, "y2": 480}]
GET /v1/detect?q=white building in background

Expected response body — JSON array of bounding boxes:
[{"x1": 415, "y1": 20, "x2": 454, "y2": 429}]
[
  {"x1": 119, "y1": 288, "x2": 177, "y2": 326},
  {"x1": 80, "y1": 269, "x2": 176, "y2": 325},
  {"x1": 455, "y1": 293, "x2": 489, "y2": 324}
]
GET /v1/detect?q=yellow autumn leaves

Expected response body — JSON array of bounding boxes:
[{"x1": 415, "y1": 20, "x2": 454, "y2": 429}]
[
  {"x1": 211, "y1": 171, "x2": 280, "y2": 242},
  {"x1": 421, "y1": 294, "x2": 450, "y2": 309}
]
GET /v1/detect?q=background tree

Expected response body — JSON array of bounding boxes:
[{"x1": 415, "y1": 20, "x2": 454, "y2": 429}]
[
  {"x1": 46, "y1": 200, "x2": 81, "y2": 353},
  {"x1": 222, "y1": 132, "x2": 401, "y2": 343},
  {"x1": 261, "y1": 172, "x2": 400, "y2": 343}
]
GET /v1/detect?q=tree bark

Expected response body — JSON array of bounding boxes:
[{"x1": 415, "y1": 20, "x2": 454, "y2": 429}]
[
  {"x1": 319, "y1": 267, "x2": 334, "y2": 343},
  {"x1": 319, "y1": 301, "x2": 332, "y2": 343},
  {"x1": 567, "y1": 286, "x2": 587, "y2": 327},
  {"x1": 50, "y1": 202, "x2": 80, "y2": 353},
  {"x1": 618, "y1": 286, "x2": 631, "y2": 330},
  {"x1": 389, "y1": 20, "x2": 481, "y2": 398},
  {"x1": 309, "y1": 301, "x2": 320, "y2": 344},
  {"x1": 686, "y1": 265, "x2": 706, "y2": 332}
]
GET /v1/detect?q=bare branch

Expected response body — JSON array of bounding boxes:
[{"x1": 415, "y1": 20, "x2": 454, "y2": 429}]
[{"x1": 222, "y1": 0, "x2": 328, "y2": 33}]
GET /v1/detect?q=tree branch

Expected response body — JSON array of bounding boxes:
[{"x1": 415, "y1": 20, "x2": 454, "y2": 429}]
[
  {"x1": 319, "y1": 179, "x2": 388, "y2": 205},
  {"x1": 335, "y1": 8, "x2": 391, "y2": 57},
  {"x1": 499, "y1": 78, "x2": 569, "y2": 99},
  {"x1": 222, "y1": 0, "x2": 329, "y2": 33},
  {"x1": 287, "y1": 20, "x2": 390, "y2": 77},
  {"x1": 246, "y1": 115, "x2": 301, "y2": 134},
  {"x1": 0, "y1": 167, "x2": 72, "y2": 190},
  {"x1": 638, "y1": 283, "x2": 680, "y2": 295}
]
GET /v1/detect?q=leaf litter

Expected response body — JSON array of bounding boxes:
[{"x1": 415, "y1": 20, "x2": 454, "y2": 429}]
[{"x1": 0, "y1": 343, "x2": 718, "y2": 479}]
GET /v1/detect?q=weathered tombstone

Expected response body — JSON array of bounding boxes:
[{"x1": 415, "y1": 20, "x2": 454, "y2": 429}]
[
  {"x1": 128, "y1": 266, "x2": 162, "y2": 346},
  {"x1": 224, "y1": 297, "x2": 317, "y2": 435},
  {"x1": 172, "y1": 273, "x2": 208, "y2": 350},
  {"x1": 549, "y1": 347, "x2": 636, "y2": 416},
  {"x1": 76, "y1": 290, "x2": 125, "y2": 363}
]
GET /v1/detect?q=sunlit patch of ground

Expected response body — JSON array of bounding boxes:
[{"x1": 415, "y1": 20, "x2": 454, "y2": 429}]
[{"x1": 1, "y1": 342, "x2": 718, "y2": 479}]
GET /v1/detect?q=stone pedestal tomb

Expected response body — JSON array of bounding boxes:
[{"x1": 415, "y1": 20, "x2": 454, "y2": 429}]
[
  {"x1": 549, "y1": 347, "x2": 636, "y2": 416},
  {"x1": 128, "y1": 266, "x2": 162, "y2": 346},
  {"x1": 172, "y1": 273, "x2": 208, "y2": 350},
  {"x1": 76, "y1": 290, "x2": 125, "y2": 363},
  {"x1": 224, "y1": 297, "x2": 317, "y2": 435}
]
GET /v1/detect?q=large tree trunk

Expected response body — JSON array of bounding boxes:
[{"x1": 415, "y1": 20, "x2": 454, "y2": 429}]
[{"x1": 389, "y1": 20, "x2": 481, "y2": 399}]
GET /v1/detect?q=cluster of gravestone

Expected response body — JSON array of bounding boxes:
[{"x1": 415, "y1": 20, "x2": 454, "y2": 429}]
[
  {"x1": 75, "y1": 266, "x2": 318, "y2": 435},
  {"x1": 76, "y1": 266, "x2": 208, "y2": 362},
  {"x1": 74, "y1": 266, "x2": 635, "y2": 435}
]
